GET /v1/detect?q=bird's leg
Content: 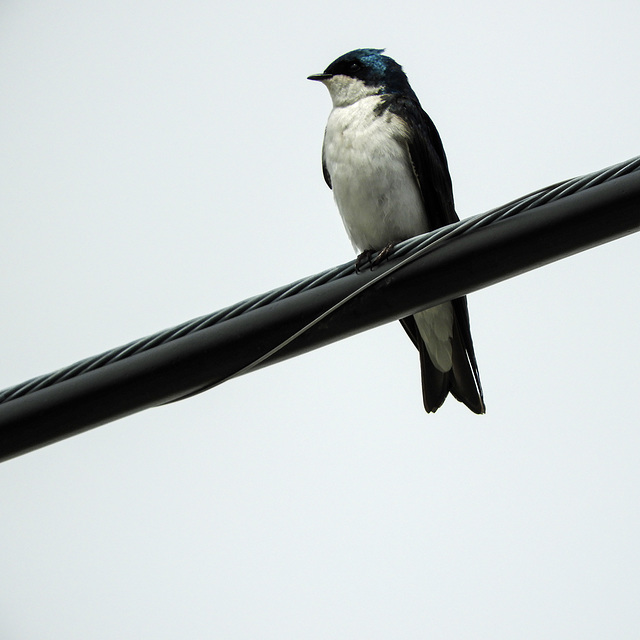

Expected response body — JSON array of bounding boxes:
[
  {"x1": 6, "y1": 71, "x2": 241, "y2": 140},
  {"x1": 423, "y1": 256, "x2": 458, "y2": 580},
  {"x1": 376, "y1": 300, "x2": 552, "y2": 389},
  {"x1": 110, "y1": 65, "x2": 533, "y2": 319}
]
[
  {"x1": 355, "y1": 243, "x2": 396, "y2": 272},
  {"x1": 355, "y1": 249, "x2": 375, "y2": 273},
  {"x1": 369, "y1": 242, "x2": 396, "y2": 268}
]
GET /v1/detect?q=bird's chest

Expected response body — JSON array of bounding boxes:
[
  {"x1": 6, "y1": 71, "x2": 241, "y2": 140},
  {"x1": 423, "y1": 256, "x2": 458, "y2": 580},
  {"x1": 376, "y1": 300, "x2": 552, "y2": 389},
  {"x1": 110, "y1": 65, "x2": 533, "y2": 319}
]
[{"x1": 322, "y1": 98, "x2": 427, "y2": 251}]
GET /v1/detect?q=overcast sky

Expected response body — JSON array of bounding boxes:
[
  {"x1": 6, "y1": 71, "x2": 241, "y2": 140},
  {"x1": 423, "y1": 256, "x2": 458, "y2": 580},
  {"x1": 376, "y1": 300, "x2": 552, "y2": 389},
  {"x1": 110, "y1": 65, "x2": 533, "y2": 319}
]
[{"x1": 1, "y1": 1, "x2": 640, "y2": 638}]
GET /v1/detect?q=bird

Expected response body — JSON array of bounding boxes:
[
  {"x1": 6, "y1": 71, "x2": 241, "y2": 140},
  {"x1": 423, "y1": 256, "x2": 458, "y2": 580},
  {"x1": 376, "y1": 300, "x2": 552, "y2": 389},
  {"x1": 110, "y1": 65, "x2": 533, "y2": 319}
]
[{"x1": 308, "y1": 48, "x2": 485, "y2": 414}]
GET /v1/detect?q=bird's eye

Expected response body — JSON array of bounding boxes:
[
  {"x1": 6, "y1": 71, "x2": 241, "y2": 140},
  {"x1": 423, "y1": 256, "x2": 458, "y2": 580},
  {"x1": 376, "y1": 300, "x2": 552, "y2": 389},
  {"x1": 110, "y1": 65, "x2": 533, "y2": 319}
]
[{"x1": 349, "y1": 61, "x2": 361, "y2": 72}]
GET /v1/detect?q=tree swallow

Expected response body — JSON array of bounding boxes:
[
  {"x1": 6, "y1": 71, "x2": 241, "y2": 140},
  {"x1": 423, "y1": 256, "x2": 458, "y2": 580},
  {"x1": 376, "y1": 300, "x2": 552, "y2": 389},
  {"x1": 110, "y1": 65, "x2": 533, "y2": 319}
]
[{"x1": 308, "y1": 48, "x2": 485, "y2": 414}]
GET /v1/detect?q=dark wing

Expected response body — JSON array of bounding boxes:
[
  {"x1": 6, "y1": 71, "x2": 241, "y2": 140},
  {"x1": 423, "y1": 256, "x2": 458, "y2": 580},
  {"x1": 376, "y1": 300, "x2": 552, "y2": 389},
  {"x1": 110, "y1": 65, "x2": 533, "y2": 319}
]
[
  {"x1": 382, "y1": 94, "x2": 459, "y2": 229},
  {"x1": 449, "y1": 297, "x2": 485, "y2": 414},
  {"x1": 321, "y1": 139, "x2": 332, "y2": 189},
  {"x1": 382, "y1": 95, "x2": 485, "y2": 413}
]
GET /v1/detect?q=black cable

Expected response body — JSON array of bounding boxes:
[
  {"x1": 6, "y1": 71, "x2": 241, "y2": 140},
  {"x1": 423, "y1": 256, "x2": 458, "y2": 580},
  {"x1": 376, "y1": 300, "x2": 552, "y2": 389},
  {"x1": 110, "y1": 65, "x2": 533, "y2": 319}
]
[
  {"x1": 2, "y1": 155, "x2": 639, "y2": 406},
  {"x1": 1, "y1": 155, "x2": 639, "y2": 461}
]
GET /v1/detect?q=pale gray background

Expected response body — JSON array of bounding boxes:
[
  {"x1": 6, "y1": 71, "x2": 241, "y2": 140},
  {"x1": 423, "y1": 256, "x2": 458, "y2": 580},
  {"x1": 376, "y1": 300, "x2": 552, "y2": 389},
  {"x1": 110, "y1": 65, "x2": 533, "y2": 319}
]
[{"x1": 1, "y1": 1, "x2": 639, "y2": 638}]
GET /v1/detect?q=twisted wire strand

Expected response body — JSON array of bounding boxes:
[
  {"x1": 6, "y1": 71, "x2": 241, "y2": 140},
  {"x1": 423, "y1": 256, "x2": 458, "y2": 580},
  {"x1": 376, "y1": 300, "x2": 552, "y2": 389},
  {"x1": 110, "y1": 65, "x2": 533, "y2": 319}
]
[{"x1": 2, "y1": 155, "x2": 639, "y2": 405}]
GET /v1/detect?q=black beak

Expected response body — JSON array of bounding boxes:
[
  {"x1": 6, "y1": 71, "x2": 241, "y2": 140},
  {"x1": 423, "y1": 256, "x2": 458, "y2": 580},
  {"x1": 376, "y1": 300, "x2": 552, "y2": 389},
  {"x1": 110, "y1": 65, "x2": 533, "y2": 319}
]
[{"x1": 307, "y1": 73, "x2": 332, "y2": 82}]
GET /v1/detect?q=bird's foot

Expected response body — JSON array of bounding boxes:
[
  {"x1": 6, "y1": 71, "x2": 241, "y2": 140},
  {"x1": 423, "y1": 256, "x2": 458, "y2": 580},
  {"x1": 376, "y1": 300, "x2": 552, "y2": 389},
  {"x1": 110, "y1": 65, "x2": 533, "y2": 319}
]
[
  {"x1": 355, "y1": 249, "x2": 375, "y2": 273},
  {"x1": 355, "y1": 244, "x2": 396, "y2": 272},
  {"x1": 371, "y1": 242, "x2": 396, "y2": 268},
  {"x1": 369, "y1": 243, "x2": 396, "y2": 268}
]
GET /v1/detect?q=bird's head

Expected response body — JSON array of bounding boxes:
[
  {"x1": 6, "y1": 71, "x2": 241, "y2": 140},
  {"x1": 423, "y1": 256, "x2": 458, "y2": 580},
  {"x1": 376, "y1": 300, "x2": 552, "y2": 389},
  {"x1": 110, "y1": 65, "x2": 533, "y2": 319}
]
[{"x1": 308, "y1": 48, "x2": 415, "y2": 107}]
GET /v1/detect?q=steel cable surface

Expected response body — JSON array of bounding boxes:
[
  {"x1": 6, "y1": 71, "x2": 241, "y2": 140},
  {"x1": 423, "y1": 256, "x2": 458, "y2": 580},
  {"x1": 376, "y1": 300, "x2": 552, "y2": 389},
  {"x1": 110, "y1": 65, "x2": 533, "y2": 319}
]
[
  {"x1": 1, "y1": 154, "x2": 640, "y2": 463},
  {"x1": 1, "y1": 154, "x2": 640, "y2": 407}
]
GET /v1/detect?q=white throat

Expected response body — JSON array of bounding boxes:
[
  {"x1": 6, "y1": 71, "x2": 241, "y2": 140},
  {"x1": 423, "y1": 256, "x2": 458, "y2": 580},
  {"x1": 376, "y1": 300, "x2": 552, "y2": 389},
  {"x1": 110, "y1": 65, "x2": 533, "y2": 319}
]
[{"x1": 320, "y1": 75, "x2": 381, "y2": 108}]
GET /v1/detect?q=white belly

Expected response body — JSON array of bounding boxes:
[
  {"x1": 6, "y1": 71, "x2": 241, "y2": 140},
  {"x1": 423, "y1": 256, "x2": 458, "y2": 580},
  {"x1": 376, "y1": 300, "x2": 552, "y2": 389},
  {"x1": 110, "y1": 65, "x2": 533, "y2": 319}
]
[
  {"x1": 323, "y1": 95, "x2": 453, "y2": 373},
  {"x1": 322, "y1": 96, "x2": 429, "y2": 252}
]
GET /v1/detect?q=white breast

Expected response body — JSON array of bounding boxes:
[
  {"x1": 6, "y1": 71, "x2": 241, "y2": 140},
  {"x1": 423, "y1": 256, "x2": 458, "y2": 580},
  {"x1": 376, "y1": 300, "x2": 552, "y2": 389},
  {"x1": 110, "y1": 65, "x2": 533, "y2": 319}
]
[
  {"x1": 322, "y1": 95, "x2": 429, "y2": 252},
  {"x1": 321, "y1": 90, "x2": 453, "y2": 373}
]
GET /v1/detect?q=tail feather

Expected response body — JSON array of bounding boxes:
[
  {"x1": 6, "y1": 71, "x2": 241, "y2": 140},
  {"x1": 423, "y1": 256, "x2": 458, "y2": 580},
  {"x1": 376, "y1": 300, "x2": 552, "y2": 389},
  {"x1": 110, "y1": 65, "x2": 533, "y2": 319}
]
[
  {"x1": 400, "y1": 316, "x2": 448, "y2": 412},
  {"x1": 400, "y1": 296, "x2": 485, "y2": 414}
]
